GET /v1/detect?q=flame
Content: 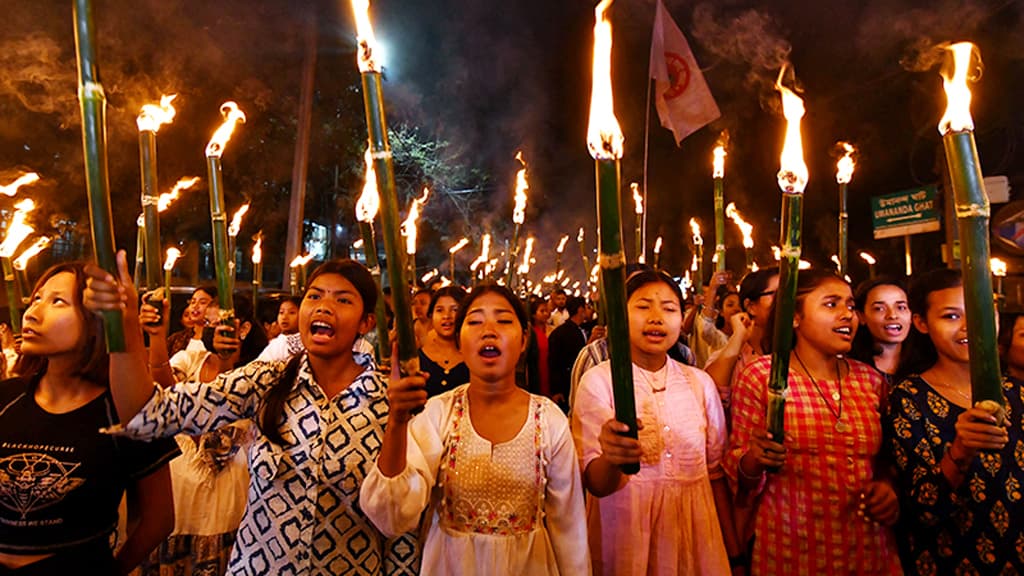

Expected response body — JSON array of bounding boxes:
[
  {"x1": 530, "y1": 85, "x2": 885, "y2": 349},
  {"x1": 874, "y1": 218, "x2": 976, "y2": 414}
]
[
  {"x1": 689, "y1": 218, "x2": 703, "y2": 247},
  {"x1": 401, "y1": 187, "x2": 430, "y2": 255},
  {"x1": 449, "y1": 238, "x2": 469, "y2": 254},
  {"x1": 136, "y1": 94, "x2": 177, "y2": 133},
  {"x1": 751, "y1": 261, "x2": 760, "y2": 272},
  {"x1": 470, "y1": 233, "x2": 492, "y2": 272},
  {"x1": 356, "y1": 148, "x2": 380, "y2": 223},
  {"x1": 350, "y1": 0, "x2": 381, "y2": 73},
  {"x1": 512, "y1": 151, "x2": 529, "y2": 225},
  {"x1": 12, "y1": 236, "x2": 50, "y2": 270},
  {"x1": 775, "y1": 66, "x2": 809, "y2": 194},
  {"x1": 352, "y1": 238, "x2": 364, "y2": 250},
  {"x1": 654, "y1": 236, "x2": 663, "y2": 254},
  {"x1": 0, "y1": 199, "x2": 36, "y2": 258},
  {"x1": 991, "y1": 257, "x2": 1007, "y2": 277},
  {"x1": 228, "y1": 203, "x2": 250, "y2": 238},
  {"x1": 290, "y1": 253, "x2": 314, "y2": 268},
  {"x1": 772, "y1": 245, "x2": 781, "y2": 261},
  {"x1": 690, "y1": 254, "x2": 697, "y2": 272},
  {"x1": 590, "y1": 263, "x2": 600, "y2": 280},
  {"x1": 830, "y1": 254, "x2": 841, "y2": 267},
  {"x1": 157, "y1": 176, "x2": 201, "y2": 212},
  {"x1": 939, "y1": 42, "x2": 981, "y2": 135},
  {"x1": 252, "y1": 235, "x2": 263, "y2": 264},
  {"x1": 713, "y1": 145, "x2": 726, "y2": 179},
  {"x1": 205, "y1": 102, "x2": 247, "y2": 158},
  {"x1": 859, "y1": 251, "x2": 876, "y2": 265},
  {"x1": 163, "y1": 247, "x2": 182, "y2": 271},
  {"x1": 577, "y1": 227, "x2": 585, "y2": 243},
  {"x1": 517, "y1": 237, "x2": 536, "y2": 275},
  {"x1": 586, "y1": 0, "x2": 624, "y2": 161},
  {"x1": 835, "y1": 142, "x2": 856, "y2": 184},
  {"x1": 798, "y1": 260, "x2": 812, "y2": 270},
  {"x1": 0, "y1": 173, "x2": 40, "y2": 197},
  {"x1": 725, "y1": 202, "x2": 755, "y2": 249},
  {"x1": 556, "y1": 235, "x2": 569, "y2": 254},
  {"x1": 542, "y1": 273, "x2": 557, "y2": 284},
  {"x1": 631, "y1": 182, "x2": 643, "y2": 215},
  {"x1": 421, "y1": 269, "x2": 439, "y2": 283}
]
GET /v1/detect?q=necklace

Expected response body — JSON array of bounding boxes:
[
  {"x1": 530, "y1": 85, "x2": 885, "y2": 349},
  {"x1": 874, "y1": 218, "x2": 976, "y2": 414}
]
[
  {"x1": 794, "y1": 350, "x2": 848, "y2": 433},
  {"x1": 637, "y1": 363, "x2": 668, "y2": 393}
]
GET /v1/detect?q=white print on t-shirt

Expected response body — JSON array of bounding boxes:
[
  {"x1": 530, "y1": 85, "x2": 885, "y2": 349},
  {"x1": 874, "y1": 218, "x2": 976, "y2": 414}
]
[{"x1": 0, "y1": 452, "x2": 85, "y2": 519}]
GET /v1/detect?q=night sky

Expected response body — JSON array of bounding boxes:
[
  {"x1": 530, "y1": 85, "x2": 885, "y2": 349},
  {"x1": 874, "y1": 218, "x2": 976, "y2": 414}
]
[{"x1": 0, "y1": 0, "x2": 1022, "y2": 284}]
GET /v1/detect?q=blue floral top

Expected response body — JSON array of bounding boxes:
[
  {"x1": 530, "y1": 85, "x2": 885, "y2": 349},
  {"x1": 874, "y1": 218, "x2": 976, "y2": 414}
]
[{"x1": 884, "y1": 374, "x2": 1024, "y2": 575}]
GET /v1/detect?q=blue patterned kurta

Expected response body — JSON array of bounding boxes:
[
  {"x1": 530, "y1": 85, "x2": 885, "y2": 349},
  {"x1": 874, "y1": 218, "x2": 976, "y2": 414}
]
[
  {"x1": 885, "y1": 375, "x2": 1024, "y2": 575},
  {"x1": 118, "y1": 353, "x2": 419, "y2": 576}
]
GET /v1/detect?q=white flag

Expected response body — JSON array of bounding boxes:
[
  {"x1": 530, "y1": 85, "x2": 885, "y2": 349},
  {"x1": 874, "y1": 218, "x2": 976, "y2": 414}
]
[{"x1": 650, "y1": 0, "x2": 720, "y2": 144}]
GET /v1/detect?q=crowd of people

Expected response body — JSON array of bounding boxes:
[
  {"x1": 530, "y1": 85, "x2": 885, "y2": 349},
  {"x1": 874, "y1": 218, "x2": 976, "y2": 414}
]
[{"x1": 0, "y1": 248, "x2": 1021, "y2": 575}]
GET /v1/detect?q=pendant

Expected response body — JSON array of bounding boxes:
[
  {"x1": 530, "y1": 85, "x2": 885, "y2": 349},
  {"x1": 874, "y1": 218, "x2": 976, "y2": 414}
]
[
  {"x1": 835, "y1": 420, "x2": 850, "y2": 433},
  {"x1": 831, "y1": 391, "x2": 840, "y2": 402}
]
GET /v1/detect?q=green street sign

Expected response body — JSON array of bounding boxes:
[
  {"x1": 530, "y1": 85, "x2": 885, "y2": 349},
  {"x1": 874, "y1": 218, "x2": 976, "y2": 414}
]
[{"x1": 871, "y1": 185, "x2": 941, "y2": 239}]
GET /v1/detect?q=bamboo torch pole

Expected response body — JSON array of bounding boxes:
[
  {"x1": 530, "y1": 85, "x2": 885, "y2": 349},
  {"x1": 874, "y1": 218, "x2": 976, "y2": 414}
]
[
  {"x1": 351, "y1": 0, "x2": 418, "y2": 375},
  {"x1": 631, "y1": 183, "x2": 644, "y2": 263},
  {"x1": 73, "y1": 0, "x2": 123, "y2": 350},
  {"x1": 689, "y1": 219, "x2": 704, "y2": 295},
  {"x1": 137, "y1": 94, "x2": 176, "y2": 291},
  {"x1": 204, "y1": 102, "x2": 246, "y2": 339},
  {"x1": 939, "y1": 42, "x2": 1005, "y2": 419},
  {"x1": 251, "y1": 234, "x2": 262, "y2": 307},
  {"x1": 713, "y1": 136, "x2": 727, "y2": 272},
  {"x1": 766, "y1": 66, "x2": 809, "y2": 450},
  {"x1": 588, "y1": 0, "x2": 637, "y2": 474},
  {"x1": 835, "y1": 142, "x2": 855, "y2": 278}
]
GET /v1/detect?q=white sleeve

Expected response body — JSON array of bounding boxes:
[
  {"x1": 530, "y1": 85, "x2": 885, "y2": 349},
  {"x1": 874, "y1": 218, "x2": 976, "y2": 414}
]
[
  {"x1": 570, "y1": 362, "x2": 614, "y2": 473},
  {"x1": 359, "y1": 394, "x2": 451, "y2": 537},
  {"x1": 692, "y1": 367, "x2": 728, "y2": 479},
  {"x1": 543, "y1": 402, "x2": 593, "y2": 574}
]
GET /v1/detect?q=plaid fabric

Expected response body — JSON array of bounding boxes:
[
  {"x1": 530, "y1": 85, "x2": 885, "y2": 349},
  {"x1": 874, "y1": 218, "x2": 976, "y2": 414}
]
[{"x1": 725, "y1": 355, "x2": 902, "y2": 575}]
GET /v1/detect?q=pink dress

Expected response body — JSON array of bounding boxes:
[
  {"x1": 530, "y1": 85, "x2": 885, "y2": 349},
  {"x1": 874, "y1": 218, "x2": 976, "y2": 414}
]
[{"x1": 573, "y1": 359, "x2": 730, "y2": 575}]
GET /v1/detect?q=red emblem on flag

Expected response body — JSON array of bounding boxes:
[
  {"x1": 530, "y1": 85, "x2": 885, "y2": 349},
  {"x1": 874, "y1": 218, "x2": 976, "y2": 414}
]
[{"x1": 663, "y1": 52, "x2": 691, "y2": 100}]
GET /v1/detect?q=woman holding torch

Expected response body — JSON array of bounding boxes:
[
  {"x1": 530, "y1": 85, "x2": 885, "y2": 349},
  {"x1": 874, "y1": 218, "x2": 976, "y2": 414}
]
[
  {"x1": 726, "y1": 269, "x2": 901, "y2": 574},
  {"x1": 83, "y1": 254, "x2": 420, "y2": 575},
  {"x1": 885, "y1": 269, "x2": 1024, "y2": 574}
]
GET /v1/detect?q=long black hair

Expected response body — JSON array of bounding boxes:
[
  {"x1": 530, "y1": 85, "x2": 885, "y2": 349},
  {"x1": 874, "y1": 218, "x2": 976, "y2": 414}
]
[
  {"x1": 848, "y1": 276, "x2": 908, "y2": 369},
  {"x1": 763, "y1": 268, "x2": 848, "y2": 352},
  {"x1": 258, "y1": 259, "x2": 377, "y2": 446},
  {"x1": 896, "y1": 268, "x2": 963, "y2": 382}
]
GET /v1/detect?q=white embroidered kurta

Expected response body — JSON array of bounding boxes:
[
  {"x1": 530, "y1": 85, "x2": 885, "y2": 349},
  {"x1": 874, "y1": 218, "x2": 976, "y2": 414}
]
[
  {"x1": 116, "y1": 353, "x2": 418, "y2": 576},
  {"x1": 360, "y1": 385, "x2": 591, "y2": 575},
  {"x1": 573, "y1": 359, "x2": 730, "y2": 575}
]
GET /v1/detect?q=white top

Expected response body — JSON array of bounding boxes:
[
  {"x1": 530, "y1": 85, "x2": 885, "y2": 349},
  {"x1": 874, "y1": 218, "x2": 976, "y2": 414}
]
[{"x1": 360, "y1": 385, "x2": 591, "y2": 575}]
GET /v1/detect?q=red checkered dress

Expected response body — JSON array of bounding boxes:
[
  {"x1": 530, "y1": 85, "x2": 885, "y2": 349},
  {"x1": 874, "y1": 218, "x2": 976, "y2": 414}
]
[{"x1": 725, "y1": 354, "x2": 902, "y2": 575}]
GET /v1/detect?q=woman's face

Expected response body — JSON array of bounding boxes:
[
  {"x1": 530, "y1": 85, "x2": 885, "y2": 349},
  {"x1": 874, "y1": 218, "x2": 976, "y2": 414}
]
[
  {"x1": 277, "y1": 301, "x2": 300, "y2": 335},
  {"x1": 858, "y1": 284, "x2": 910, "y2": 346},
  {"x1": 299, "y1": 273, "x2": 371, "y2": 358},
  {"x1": 431, "y1": 296, "x2": 460, "y2": 340},
  {"x1": 532, "y1": 302, "x2": 551, "y2": 325},
  {"x1": 1006, "y1": 316, "x2": 1024, "y2": 373},
  {"x1": 794, "y1": 278, "x2": 857, "y2": 357},
  {"x1": 21, "y1": 272, "x2": 85, "y2": 358},
  {"x1": 459, "y1": 292, "x2": 526, "y2": 383},
  {"x1": 721, "y1": 293, "x2": 742, "y2": 322},
  {"x1": 627, "y1": 281, "x2": 683, "y2": 361},
  {"x1": 746, "y1": 274, "x2": 779, "y2": 327},
  {"x1": 187, "y1": 289, "x2": 216, "y2": 327},
  {"x1": 913, "y1": 286, "x2": 968, "y2": 365}
]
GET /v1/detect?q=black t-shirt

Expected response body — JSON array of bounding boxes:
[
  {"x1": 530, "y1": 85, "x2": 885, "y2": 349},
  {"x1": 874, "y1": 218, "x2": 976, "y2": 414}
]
[{"x1": 0, "y1": 375, "x2": 179, "y2": 555}]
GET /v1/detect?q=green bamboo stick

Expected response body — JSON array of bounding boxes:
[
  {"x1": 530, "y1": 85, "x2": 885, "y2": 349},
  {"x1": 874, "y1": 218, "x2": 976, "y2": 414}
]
[
  {"x1": 943, "y1": 130, "x2": 1004, "y2": 416},
  {"x1": 205, "y1": 155, "x2": 235, "y2": 335},
  {"x1": 139, "y1": 130, "x2": 162, "y2": 291},
  {"x1": 596, "y1": 159, "x2": 638, "y2": 474},
  {"x1": 1, "y1": 258, "x2": 23, "y2": 334},
  {"x1": 133, "y1": 224, "x2": 145, "y2": 291},
  {"x1": 838, "y1": 182, "x2": 849, "y2": 278},
  {"x1": 714, "y1": 177, "x2": 726, "y2": 273},
  {"x1": 360, "y1": 71, "x2": 417, "y2": 375},
  {"x1": 766, "y1": 192, "x2": 802, "y2": 445},
  {"x1": 359, "y1": 220, "x2": 391, "y2": 363},
  {"x1": 73, "y1": 0, "x2": 124, "y2": 352}
]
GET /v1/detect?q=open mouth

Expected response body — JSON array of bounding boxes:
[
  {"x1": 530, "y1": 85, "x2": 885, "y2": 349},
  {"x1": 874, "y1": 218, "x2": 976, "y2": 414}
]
[
  {"x1": 643, "y1": 329, "x2": 667, "y2": 339},
  {"x1": 834, "y1": 326, "x2": 853, "y2": 337},
  {"x1": 478, "y1": 345, "x2": 501, "y2": 359},
  {"x1": 883, "y1": 323, "x2": 904, "y2": 335},
  {"x1": 310, "y1": 321, "x2": 335, "y2": 338},
  {"x1": 957, "y1": 337, "x2": 969, "y2": 345}
]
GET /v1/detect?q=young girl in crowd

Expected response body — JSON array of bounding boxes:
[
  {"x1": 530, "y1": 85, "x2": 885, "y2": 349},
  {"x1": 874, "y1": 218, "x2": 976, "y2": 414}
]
[
  {"x1": 165, "y1": 286, "x2": 217, "y2": 357},
  {"x1": 573, "y1": 269, "x2": 740, "y2": 575},
  {"x1": 726, "y1": 269, "x2": 901, "y2": 575},
  {"x1": 885, "y1": 269, "x2": 1023, "y2": 574},
  {"x1": 84, "y1": 254, "x2": 419, "y2": 575},
  {"x1": 850, "y1": 277, "x2": 910, "y2": 390},
  {"x1": 417, "y1": 286, "x2": 468, "y2": 398},
  {"x1": 526, "y1": 297, "x2": 552, "y2": 397},
  {"x1": 0, "y1": 262, "x2": 178, "y2": 574},
  {"x1": 360, "y1": 283, "x2": 590, "y2": 575}
]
